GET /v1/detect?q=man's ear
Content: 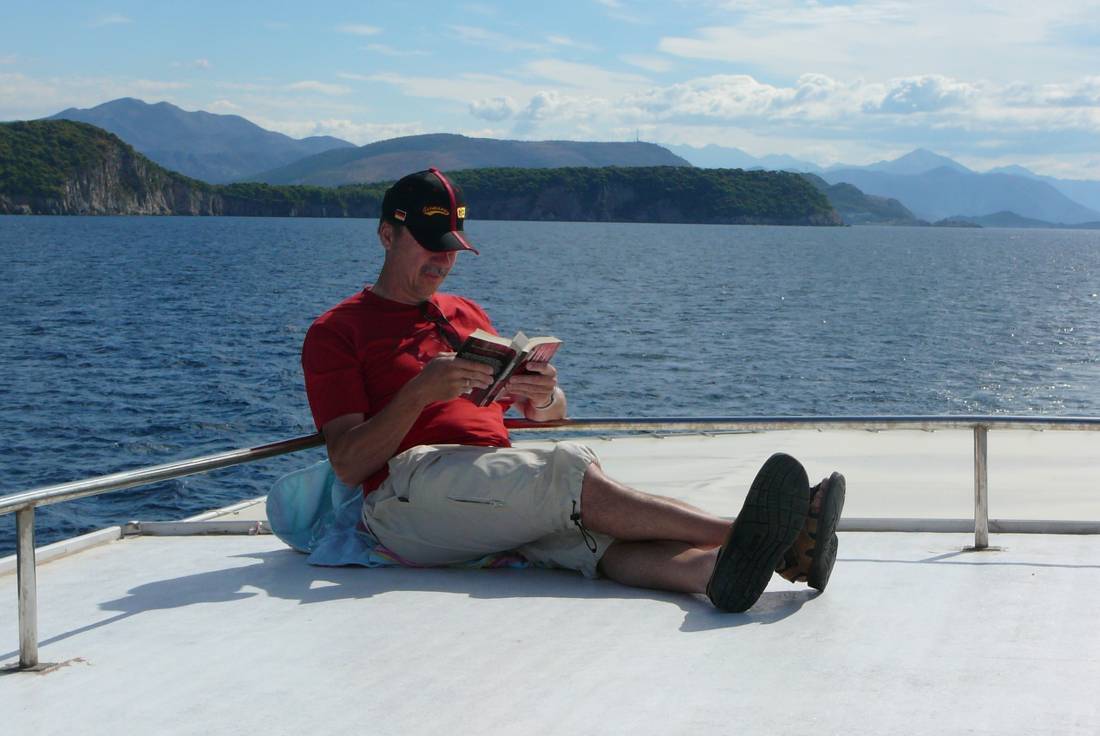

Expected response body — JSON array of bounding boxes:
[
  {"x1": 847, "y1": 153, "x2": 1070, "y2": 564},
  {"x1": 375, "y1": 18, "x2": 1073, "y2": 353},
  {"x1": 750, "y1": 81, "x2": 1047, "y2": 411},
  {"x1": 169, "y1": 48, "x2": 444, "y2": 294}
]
[{"x1": 378, "y1": 220, "x2": 395, "y2": 251}]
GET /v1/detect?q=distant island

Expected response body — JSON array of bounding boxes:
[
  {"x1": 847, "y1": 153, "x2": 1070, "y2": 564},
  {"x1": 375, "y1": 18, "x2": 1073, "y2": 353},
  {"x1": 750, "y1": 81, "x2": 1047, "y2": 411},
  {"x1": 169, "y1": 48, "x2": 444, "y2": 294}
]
[
  {"x1": 18, "y1": 97, "x2": 1100, "y2": 229},
  {"x1": 0, "y1": 120, "x2": 842, "y2": 226}
]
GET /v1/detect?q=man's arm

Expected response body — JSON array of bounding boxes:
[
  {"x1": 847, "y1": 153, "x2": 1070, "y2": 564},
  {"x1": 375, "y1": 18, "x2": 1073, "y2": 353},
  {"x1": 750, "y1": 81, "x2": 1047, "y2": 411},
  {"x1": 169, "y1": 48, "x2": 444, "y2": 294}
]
[{"x1": 323, "y1": 353, "x2": 495, "y2": 487}]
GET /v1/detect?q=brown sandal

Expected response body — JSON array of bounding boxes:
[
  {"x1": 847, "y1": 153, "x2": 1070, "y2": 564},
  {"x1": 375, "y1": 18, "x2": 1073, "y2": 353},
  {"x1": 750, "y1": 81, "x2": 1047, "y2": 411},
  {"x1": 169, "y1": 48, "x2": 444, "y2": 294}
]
[{"x1": 775, "y1": 472, "x2": 845, "y2": 591}]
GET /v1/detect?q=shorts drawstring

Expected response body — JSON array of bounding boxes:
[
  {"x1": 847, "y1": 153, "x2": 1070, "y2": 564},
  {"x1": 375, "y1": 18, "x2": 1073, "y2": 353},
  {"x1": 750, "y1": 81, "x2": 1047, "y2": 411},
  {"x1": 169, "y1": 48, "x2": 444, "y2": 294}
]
[{"x1": 571, "y1": 500, "x2": 599, "y2": 553}]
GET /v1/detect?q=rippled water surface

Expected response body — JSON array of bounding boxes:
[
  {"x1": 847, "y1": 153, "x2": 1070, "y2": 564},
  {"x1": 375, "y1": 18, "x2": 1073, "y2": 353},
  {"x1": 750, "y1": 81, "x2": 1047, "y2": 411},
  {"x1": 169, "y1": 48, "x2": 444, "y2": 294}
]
[{"x1": 2, "y1": 216, "x2": 1098, "y2": 553}]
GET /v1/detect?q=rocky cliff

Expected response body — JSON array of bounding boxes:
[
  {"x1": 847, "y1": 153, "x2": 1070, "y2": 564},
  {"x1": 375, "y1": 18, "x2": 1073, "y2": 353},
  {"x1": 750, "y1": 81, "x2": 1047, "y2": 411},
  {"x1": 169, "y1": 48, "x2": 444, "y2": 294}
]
[
  {"x1": 5, "y1": 148, "x2": 222, "y2": 215},
  {"x1": 0, "y1": 120, "x2": 221, "y2": 215}
]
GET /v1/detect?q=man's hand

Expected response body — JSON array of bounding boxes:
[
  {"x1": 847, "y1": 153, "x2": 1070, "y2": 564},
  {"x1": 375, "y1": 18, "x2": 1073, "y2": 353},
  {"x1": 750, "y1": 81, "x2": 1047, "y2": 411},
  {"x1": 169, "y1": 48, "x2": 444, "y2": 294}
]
[
  {"x1": 504, "y1": 362, "x2": 560, "y2": 412},
  {"x1": 409, "y1": 352, "x2": 496, "y2": 405}
]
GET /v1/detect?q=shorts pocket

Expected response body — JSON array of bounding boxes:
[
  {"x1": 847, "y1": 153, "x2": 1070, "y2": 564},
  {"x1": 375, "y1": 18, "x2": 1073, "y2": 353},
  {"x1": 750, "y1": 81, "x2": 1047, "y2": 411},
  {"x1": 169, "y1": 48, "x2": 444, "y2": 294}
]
[{"x1": 446, "y1": 490, "x2": 505, "y2": 508}]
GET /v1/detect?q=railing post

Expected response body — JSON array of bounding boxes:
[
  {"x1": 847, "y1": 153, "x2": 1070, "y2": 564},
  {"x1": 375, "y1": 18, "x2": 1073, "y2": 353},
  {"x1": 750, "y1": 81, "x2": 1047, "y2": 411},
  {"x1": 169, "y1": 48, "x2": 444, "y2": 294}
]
[
  {"x1": 16, "y1": 506, "x2": 39, "y2": 669},
  {"x1": 973, "y1": 425, "x2": 990, "y2": 549}
]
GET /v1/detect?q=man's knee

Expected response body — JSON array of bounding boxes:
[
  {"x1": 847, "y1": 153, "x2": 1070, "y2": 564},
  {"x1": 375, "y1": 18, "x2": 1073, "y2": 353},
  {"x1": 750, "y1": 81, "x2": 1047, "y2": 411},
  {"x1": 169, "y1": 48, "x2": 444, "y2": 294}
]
[{"x1": 579, "y1": 459, "x2": 611, "y2": 511}]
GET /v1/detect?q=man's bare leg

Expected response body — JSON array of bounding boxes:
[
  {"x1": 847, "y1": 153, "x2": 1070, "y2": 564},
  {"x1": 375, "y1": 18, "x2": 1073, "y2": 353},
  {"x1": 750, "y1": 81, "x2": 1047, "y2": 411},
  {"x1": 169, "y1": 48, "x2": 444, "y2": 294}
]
[
  {"x1": 584, "y1": 454, "x2": 812, "y2": 609},
  {"x1": 598, "y1": 541, "x2": 718, "y2": 593},
  {"x1": 579, "y1": 463, "x2": 729, "y2": 545}
]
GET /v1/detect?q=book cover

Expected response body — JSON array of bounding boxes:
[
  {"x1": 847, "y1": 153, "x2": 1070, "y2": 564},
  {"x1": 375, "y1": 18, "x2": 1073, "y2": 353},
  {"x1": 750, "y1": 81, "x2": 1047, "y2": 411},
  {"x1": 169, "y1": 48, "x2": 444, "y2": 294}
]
[{"x1": 456, "y1": 329, "x2": 562, "y2": 407}]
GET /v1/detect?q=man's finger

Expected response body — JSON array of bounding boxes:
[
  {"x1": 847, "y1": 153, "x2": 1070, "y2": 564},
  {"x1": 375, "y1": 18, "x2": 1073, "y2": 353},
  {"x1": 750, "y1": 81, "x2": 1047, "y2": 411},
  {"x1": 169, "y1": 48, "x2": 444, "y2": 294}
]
[
  {"x1": 523, "y1": 362, "x2": 553, "y2": 375},
  {"x1": 452, "y1": 357, "x2": 496, "y2": 375}
]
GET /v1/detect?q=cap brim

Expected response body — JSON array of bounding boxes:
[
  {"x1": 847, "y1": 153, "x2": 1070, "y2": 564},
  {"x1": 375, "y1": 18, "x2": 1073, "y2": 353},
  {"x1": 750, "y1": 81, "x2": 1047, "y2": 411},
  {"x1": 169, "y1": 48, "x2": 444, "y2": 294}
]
[{"x1": 434, "y1": 230, "x2": 480, "y2": 255}]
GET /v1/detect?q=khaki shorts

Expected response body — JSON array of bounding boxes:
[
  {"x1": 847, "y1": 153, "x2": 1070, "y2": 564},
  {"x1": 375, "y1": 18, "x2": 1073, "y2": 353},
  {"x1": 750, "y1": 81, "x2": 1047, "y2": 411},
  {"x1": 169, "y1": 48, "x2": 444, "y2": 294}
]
[{"x1": 362, "y1": 442, "x2": 614, "y2": 578}]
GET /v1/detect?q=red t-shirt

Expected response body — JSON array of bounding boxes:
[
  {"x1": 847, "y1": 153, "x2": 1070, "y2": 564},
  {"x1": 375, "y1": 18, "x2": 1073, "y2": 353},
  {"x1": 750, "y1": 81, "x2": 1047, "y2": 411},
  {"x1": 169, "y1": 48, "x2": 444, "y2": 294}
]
[{"x1": 302, "y1": 288, "x2": 512, "y2": 493}]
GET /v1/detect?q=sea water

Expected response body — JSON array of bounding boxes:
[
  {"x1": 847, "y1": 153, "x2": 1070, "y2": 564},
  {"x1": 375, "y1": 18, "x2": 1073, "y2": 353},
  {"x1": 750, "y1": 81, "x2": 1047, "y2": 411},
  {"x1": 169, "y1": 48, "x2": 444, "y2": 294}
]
[{"x1": 1, "y1": 216, "x2": 1098, "y2": 553}]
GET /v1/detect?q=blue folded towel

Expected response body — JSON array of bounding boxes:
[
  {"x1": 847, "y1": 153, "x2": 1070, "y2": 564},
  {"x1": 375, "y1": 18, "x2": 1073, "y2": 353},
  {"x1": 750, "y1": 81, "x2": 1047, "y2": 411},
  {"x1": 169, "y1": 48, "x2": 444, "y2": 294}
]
[{"x1": 266, "y1": 460, "x2": 528, "y2": 569}]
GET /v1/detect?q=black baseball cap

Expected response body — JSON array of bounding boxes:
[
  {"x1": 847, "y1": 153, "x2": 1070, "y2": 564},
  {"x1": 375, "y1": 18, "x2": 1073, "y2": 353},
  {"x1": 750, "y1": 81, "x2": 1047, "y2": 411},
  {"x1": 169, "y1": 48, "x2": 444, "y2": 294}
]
[{"x1": 380, "y1": 168, "x2": 479, "y2": 255}]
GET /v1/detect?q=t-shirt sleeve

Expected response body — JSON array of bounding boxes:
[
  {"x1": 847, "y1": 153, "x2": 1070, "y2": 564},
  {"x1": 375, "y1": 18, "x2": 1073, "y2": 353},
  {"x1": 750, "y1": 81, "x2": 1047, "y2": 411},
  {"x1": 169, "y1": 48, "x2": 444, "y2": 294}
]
[{"x1": 301, "y1": 321, "x2": 371, "y2": 430}]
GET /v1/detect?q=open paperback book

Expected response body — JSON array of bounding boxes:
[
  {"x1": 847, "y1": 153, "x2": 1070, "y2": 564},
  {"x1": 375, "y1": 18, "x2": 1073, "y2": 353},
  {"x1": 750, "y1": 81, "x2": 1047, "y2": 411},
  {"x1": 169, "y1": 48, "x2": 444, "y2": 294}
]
[{"x1": 456, "y1": 329, "x2": 562, "y2": 407}]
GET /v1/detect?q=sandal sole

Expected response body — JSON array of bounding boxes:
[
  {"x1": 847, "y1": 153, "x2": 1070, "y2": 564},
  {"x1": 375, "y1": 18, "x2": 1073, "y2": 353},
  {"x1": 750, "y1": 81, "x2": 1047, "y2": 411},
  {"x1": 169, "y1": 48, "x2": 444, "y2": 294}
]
[{"x1": 707, "y1": 453, "x2": 810, "y2": 612}]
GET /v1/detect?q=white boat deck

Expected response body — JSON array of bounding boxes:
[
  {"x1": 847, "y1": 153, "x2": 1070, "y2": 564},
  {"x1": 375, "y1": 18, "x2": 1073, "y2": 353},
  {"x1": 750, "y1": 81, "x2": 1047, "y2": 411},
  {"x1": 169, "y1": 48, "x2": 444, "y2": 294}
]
[{"x1": 3, "y1": 430, "x2": 1099, "y2": 734}]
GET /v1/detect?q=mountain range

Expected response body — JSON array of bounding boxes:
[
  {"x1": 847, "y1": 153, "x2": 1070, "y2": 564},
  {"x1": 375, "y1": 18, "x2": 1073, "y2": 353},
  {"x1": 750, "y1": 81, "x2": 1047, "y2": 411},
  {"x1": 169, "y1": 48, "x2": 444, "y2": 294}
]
[
  {"x1": 47, "y1": 98, "x2": 355, "y2": 183},
  {"x1": 0, "y1": 119, "x2": 839, "y2": 227},
  {"x1": 18, "y1": 97, "x2": 1100, "y2": 227},
  {"x1": 986, "y1": 165, "x2": 1100, "y2": 213},
  {"x1": 817, "y1": 166, "x2": 1100, "y2": 224},
  {"x1": 665, "y1": 144, "x2": 823, "y2": 173},
  {"x1": 671, "y1": 145, "x2": 1100, "y2": 225},
  {"x1": 250, "y1": 133, "x2": 690, "y2": 185}
]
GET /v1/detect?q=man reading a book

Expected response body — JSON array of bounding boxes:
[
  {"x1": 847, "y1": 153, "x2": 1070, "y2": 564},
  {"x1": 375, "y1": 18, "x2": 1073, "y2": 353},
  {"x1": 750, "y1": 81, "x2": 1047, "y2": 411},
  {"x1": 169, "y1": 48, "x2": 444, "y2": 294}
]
[{"x1": 301, "y1": 168, "x2": 844, "y2": 612}]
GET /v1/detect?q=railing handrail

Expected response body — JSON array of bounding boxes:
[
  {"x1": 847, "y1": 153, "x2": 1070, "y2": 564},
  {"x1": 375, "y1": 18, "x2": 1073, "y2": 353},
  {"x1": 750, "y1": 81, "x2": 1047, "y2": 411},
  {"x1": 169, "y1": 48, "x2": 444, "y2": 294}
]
[
  {"x1": 0, "y1": 433, "x2": 325, "y2": 516},
  {"x1": 5, "y1": 414, "x2": 1100, "y2": 671},
  {"x1": 2, "y1": 415, "x2": 1099, "y2": 516}
]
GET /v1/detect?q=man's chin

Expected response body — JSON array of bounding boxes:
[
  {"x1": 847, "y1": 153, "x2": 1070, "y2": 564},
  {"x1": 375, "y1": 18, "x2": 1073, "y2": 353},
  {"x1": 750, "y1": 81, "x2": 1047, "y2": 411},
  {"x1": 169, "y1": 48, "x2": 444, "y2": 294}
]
[
  {"x1": 415, "y1": 279, "x2": 444, "y2": 300},
  {"x1": 420, "y1": 273, "x2": 447, "y2": 290}
]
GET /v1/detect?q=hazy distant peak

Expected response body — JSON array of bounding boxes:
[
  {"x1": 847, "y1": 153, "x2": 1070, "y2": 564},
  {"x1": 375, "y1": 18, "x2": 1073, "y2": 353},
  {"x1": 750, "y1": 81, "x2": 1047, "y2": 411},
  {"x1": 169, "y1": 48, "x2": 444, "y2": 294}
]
[
  {"x1": 988, "y1": 164, "x2": 1040, "y2": 179},
  {"x1": 868, "y1": 148, "x2": 971, "y2": 175},
  {"x1": 662, "y1": 142, "x2": 821, "y2": 172},
  {"x1": 45, "y1": 97, "x2": 356, "y2": 183}
]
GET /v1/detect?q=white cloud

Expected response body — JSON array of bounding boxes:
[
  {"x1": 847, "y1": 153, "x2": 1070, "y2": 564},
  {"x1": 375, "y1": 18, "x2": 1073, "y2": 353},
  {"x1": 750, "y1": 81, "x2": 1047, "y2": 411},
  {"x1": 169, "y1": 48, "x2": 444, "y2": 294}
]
[
  {"x1": 460, "y1": 126, "x2": 510, "y2": 138},
  {"x1": 594, "y1": 0, "x2": 649, "y2": 24},
  {"x1": 362, "y1": 43, "x2": 429, "y2": 57},
  {"x1": 623, "y1": 74, "x2": 839, "y2": 121},
  {"x1": 0, "y1": 55, "x2": 17, "y2": 65},
  {"x1": 130, "y1": 79, "x2": 191, "y2": 92},
  {"x1": 207, "y1": 99, "x2": 241, "y2": 112},
  {"x1": 545, "y1": 35, "x2": 599, "y2": 51},
  {"x1": 659, "y1": 1, "x2": 1100, "y2": 84},
  {"x1": 254, "y1": 116, "x2": 422, "y2": 145},
  {"x1": 460, "y1": 66, "x2": 1100, "y2": 177},
  {"x1": 359, "y1": 47, "x2": 1100, "y2": 172},
  {"x1": 368, "y1": 71, "x2": 544, "y2": 105},
  {"x1": 512, "y1": 90, "x2": 609, "y2": 135},
  {"x1": 469, "y1": 96, "x2": 518, "y2": 121},
  {"x1": 462, "y1": 3, "x2": 498, "y2": 17},
  {"x1": 90, "y1": 14, "x2": 133, "y2": 28},
  {"x1": 217, "y1": 82, "x2": 269, "y2": 92},
  {"x1": 621, "y1": 54, "x2": 673, "y2": 73},
  {"x1": 173, "y1": 59, "x2": 212, "y2": 70},
  {"x1": 287, "y1": 80, "x2": 352, "y2": 96},
  {"x1": 337, "y1": 24, "x2": 381, "y2": 36},
  {"x1": 370, "y1": 60, "x2": 644, "y2": 111},
  {"x1": 0, "y1": 73, "x2": 190, "y2": 120},
  {"x1": 1005, "y1": 77, "x2": 1100, "y2": 108},
  {"x1": 451, "y1": 25, "x2": 545, "y2": 52},
  {"x1": 512, "y1": 91, "x2": 563, "y2": 135},
  {"x1": 524, "y1": 59, "x2": 651, "y2": 97},
  {"x1": 865, "y1": 76, "x2": 976, "y2": 114}
]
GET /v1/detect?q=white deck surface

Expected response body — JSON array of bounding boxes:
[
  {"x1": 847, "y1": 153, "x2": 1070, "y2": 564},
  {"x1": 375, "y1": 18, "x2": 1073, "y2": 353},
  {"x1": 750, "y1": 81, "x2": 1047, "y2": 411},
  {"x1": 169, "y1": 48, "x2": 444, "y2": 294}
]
[{"x1": 3, "y1": 430, "x2": 1099, "y2": 735}]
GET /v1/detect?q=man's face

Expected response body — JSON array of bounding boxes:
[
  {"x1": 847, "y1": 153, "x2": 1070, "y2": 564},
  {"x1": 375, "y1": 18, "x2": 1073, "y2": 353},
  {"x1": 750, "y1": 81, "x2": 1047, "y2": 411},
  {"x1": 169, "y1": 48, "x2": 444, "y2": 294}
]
[{"x1": 380, "y1": 221, "x2": 458, "y2": 303}]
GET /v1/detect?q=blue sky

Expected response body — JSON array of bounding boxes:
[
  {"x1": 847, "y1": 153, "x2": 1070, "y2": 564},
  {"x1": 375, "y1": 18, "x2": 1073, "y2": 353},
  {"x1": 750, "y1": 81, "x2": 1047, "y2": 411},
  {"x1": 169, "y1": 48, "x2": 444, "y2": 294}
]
[{"x1": 2, "y1": 1, "x2": 1099, "y2": 178}]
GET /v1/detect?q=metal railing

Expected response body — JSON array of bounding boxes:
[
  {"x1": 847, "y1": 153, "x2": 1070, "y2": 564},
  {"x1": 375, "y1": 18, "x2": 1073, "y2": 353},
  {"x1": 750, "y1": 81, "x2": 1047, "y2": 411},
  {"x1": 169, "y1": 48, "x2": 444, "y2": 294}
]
[{"x1": 2, "y1": 415, "x2": 1099, "y2": 670}]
